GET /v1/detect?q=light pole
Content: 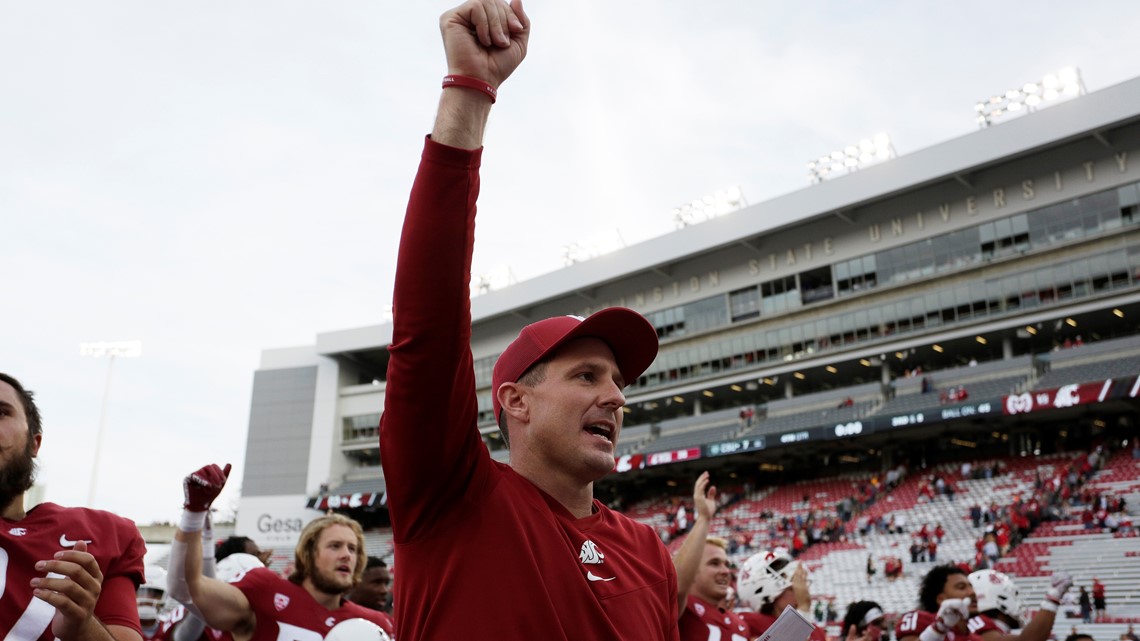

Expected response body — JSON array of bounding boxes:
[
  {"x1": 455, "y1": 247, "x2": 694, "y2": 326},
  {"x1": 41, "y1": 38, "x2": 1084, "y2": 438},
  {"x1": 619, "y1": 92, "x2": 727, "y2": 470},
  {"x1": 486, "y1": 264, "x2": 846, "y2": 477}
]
[{"x1": 79, "y1": 340, "x2": 142, "y2": 507}]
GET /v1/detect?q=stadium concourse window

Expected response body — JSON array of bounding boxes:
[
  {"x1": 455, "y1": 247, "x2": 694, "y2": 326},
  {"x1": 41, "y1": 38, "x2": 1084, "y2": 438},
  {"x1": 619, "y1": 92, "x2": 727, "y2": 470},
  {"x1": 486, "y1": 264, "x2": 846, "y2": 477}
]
[
  {"x1": 760, "y1": 275, "x2": 800, "y2": 316},
  {"x1": 831, "y1": 178, "x2": 1140, "y2": 300},
  {"x1": 729, "y1": 285, "x2": 760, "y2": 322},
  {"x1": 344, "y1": 413, "x2": 381, "y2": 442},
  {"x1": 835, "y1": 255, "x2": 877, "y2": 296},
  {"x1": 799, "y1": 266, "x2": 834, "y2": 304},
  {"x1": 631, "y1": 243, "x2": 1140, "y2": 394},
  {"x1": 472, "y1": 353, "x2": 495, "y2": 388},
  {"x1": 647, "y1": 295, "x2": 729, "y2": 339}
]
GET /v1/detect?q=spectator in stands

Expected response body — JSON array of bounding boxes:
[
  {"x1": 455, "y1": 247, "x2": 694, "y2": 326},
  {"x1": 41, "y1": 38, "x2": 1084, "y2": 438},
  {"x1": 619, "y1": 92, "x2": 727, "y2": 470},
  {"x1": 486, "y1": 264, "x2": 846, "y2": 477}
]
[
  {"x1": 867, "y1": 554, "x2": 877, "y2": 584},
  {"x1": 896, "y1": 565, "x2": 978, "y2": 641},
  {"x1": 1092, "y1": 578, "x2": 1106, "y2": 622},
  {"x1": 982, "y1": 533, "x2": 1000, "y2": 566},
  {"x1": 1078, "y1": 586, "x2": 1092, "y2": 623},
  {"x1": 1064, "y1": 634, "x2": 1093, "y2": 641},
  {"x1": 884, "y1": 557, "x2": 903, "y2": 580},
  {"x1": 1121, "y1": 624, "x2": 1138, "y2": 641},
  {"x1": 911, "y1": 540, "x2": 924, "y2": 564},
  {"x1": 737, "y1": 550, "x2": 826, "y2": 641},
  {"x1": 971, "y1": 504, "x2": 983, "y2": 528},
  {"x1": 168, "y1": 465, "x2": 394, "y2": 638},
  {"x1": 826, "y1": 598, "x2": 837, "y2": 624},
  {"x1": 968, "y1": 569, "x2": 1072, "y2": 641},
  {"x1": 844, "y1": 601, "x2": 887, "y2": 641},
  {"x1": 346, "y1": 557, "x2": 391, "y2": 614}
]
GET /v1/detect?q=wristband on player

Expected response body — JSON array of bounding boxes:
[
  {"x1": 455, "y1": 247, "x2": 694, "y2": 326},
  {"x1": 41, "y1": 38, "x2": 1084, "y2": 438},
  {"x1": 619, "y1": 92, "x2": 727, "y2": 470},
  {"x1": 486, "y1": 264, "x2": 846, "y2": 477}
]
[
  {"x1": 180, "y1": 509, "x2": 208, "y2": 532},
  {"x1": 442, "y1": 75, "x2": 497, "y2": 103},
  {"x1": 1039, "y1": 597, "x2": 1060, "y2": 612}
]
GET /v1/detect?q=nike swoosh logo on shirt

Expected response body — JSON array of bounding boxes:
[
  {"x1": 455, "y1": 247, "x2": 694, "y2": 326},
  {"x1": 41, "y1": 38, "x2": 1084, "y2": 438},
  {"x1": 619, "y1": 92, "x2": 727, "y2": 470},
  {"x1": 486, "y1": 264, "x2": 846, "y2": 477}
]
[
  {"x1": 60, "y1": 534, "x2": 92, "y2": 547},
  {"x1": 586, "y1": 571, "x2": 616, "y2": 582}
]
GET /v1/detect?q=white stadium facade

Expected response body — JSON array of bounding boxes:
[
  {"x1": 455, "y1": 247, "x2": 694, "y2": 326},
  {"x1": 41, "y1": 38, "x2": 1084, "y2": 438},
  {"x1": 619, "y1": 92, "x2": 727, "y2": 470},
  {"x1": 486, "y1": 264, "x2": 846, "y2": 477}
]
[{"x1": 234, "y1": 75, "x2": 1140, "y2": 564}]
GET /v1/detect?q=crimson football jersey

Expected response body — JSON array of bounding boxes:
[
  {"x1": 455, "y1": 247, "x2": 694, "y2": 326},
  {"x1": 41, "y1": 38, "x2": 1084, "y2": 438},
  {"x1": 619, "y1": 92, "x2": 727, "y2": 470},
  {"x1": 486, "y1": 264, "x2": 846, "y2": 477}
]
[
  {"x1": 231, "y1": 568, "x2": 394, "y2": 641},
  {"x1": 742, "y1": 611, "x2": 828, "y2": 641},
  {"x1": 0, "y1": 502, "x2": 145, "y2": 641},
  {"x1": 967, "y1": 614, "x2": 1011, "y2": 637},
  {"x1": 896, "y1": 610, "x2": 983, "y2": 641},
  {"x1": 680, "y1": 596, "x2": 751, "y2": 641}
]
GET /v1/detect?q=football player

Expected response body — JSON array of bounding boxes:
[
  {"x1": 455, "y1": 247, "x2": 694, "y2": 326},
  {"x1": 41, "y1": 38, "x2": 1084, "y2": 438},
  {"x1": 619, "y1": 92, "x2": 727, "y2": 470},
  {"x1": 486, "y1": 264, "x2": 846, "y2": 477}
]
[
  {"x1": 967, "y1": 570, "x2": 1071, "y2": 641},
  {"x1": 166, "y1": 464, "x2": 394, "y2": 641},
  {"x1": 138, "y1": 566, "x2": 173, "y2": 641},
  {"x1": 676, "y1": 537, "x2": 750, "y2": 641},
  {"x1": 346, "y1": 557, "x2": 391, "y2": 614},
  {"x1": 675, "y1": 472, "x2": 750, "y2": 641},
  {"x1": 896, "y1": 564, "x2": 980, "y2": 641},
  {"x1": 843, "y1": 601, "x2": 887, "y2": 641},
  {"x1": 0, "y1": 373, "x2": 147, "y2": 641},
  {"x1": 736, "y1": 549, "x2": 827, "y2": 641}
]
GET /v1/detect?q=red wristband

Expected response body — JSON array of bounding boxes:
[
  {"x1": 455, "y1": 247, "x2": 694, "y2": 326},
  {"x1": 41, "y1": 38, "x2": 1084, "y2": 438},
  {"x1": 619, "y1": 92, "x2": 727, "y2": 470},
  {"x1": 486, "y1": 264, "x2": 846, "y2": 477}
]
[{"x1": 442, "y1": 75, "x2": 497, "y2": 103}]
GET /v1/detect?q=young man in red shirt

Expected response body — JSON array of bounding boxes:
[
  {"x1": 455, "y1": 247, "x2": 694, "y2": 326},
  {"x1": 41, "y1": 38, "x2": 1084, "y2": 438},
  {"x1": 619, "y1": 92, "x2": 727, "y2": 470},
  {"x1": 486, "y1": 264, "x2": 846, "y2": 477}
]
[
  {"x1": 167, "y1": 466, "x2": 394, "y2": 641},
  {"x1": 379, "y1": 2, "x2": 677, "y2": 639},
  {"x1": 0, "y1": 373, "x2": 147, "y2": 641},
  {"x1": 896, "y1": 565, "x2": 980, "y2": 641},
  {"x1": 674, "y1": 473, "x2": 749, "y2": 641}
]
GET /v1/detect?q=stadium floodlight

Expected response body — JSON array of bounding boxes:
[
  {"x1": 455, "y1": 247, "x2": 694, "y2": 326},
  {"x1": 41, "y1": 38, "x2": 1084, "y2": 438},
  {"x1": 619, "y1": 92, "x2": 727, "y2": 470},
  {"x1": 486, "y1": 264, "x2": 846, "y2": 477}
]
[
  {"x1": 672, "y1": 187, "x2": 747, "y2": 229},
  {"x1": 975, "y1": 66, "x2": 1085, "y2": 128},
  {"x1": 471, "y1": 264, "x2": 517, "y2": 296},
  {"x1": 80, "y1": 340, "x2": 142, "y2": 507},
  {"x1": 807, "y1": 133, "x2": 895, "y2": 183}
]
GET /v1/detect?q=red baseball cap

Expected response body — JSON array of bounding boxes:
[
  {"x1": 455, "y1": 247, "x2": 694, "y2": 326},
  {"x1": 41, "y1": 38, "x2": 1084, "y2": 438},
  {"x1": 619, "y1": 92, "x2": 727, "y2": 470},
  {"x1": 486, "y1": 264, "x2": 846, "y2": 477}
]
[{"x1": 491, "y1": 308, "x2": 659, "y2": 421}]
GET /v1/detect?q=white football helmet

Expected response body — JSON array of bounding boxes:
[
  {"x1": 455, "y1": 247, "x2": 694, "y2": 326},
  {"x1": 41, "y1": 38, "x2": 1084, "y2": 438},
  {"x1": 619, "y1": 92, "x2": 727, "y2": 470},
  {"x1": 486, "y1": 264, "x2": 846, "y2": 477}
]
[
  {"x1": 325, "y1": 618, "x2": 391, "y2": 641},
  {"x1": 216, "y1": 552, "x2": 265, "y2": 584},
  {"x1": 969, "y1": 569, "x2": 1024, "y2": 624},
  {"x1": 137, "y1": 565, "x2": 168, "y2": 621},
  {"x1": 737, "y1": 549, "x2": 797, "y2": 612}
]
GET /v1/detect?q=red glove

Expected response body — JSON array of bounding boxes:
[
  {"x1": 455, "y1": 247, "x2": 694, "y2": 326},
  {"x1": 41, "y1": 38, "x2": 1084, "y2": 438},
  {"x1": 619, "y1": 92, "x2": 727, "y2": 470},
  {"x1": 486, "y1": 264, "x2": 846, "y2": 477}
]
[{"x1": 183, "y1": 463, "x2": 231, "y2": 512}]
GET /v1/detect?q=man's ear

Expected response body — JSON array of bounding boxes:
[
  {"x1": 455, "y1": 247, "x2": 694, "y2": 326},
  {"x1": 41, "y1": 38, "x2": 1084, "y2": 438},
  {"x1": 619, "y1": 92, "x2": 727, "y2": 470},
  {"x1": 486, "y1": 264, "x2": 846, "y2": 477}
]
[
  {"x1": 31, "y1": 432, "x2": 42, "y2": 458},
  {"x1": 497, "y1": 382, "x2": 529, "y2": 424}
]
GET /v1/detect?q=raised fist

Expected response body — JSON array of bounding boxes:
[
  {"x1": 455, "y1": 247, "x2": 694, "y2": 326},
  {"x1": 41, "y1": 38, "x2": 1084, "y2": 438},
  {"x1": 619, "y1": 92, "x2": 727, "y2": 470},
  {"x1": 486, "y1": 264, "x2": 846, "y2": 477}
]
[
  {"x1": 935, "y1": 597, "x2": 970, "y2": 629},
  {"x1": 183, "y1": 463, "x2": 231, "y2": 512}
]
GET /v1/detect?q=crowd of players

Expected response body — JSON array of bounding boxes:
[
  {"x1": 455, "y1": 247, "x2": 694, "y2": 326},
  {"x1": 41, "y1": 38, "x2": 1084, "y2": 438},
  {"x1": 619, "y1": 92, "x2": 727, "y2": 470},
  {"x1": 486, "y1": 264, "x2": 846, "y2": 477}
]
[
  {"x1": 4, "y1": 363, "x2": 1126, "y2": 641},
  {"x1": 2, "y1": 1, "x2": 1136, "y2": 641}
]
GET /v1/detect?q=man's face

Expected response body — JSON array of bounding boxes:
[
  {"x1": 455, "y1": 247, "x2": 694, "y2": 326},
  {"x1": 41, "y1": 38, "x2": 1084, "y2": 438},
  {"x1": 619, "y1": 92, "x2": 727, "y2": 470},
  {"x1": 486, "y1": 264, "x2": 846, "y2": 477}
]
[
  {"x1": 939, "y1": 572, "x2": 978, "y2": 613},
  {"x1": 0, "y1": 382, "x2": 39, "y2": 507},
  {"x1": 514, "y1": 338, "x2": 626, "y2": 481},
  {"x1": 306, "y1": 524, "x2": 358, "y2": 596},
  {"x1": 692, "y1": 543, "x2": 732, "y2": 604},
  {"x1": 349, "y1": 566, "x2": 391, "y2": 612}
]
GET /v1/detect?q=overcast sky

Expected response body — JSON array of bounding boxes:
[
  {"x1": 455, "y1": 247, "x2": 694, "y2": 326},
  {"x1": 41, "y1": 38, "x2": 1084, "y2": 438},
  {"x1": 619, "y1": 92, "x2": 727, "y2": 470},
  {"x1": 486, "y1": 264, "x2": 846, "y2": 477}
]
[{"x1": 4, "y1": 1, "x2": 1140, "y2": 526}]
